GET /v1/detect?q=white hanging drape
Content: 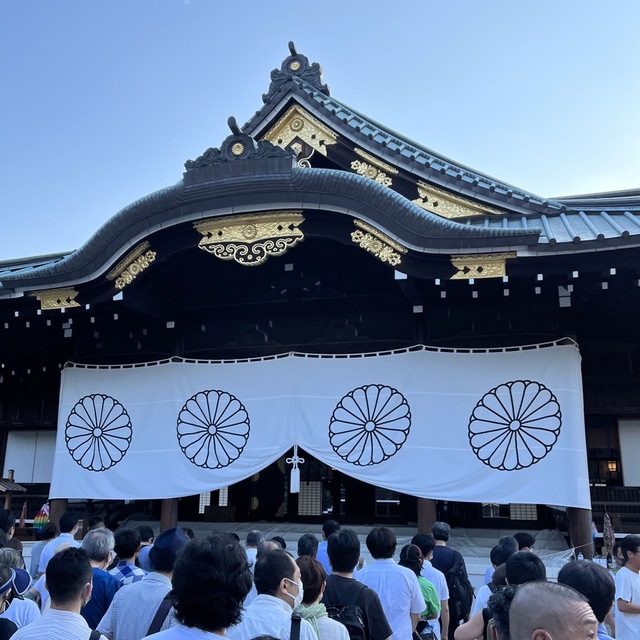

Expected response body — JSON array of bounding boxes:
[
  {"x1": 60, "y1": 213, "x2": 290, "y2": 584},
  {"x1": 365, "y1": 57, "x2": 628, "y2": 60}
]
[{"x1": 51, "y1": 342, "x2": 590, "y2": 508}]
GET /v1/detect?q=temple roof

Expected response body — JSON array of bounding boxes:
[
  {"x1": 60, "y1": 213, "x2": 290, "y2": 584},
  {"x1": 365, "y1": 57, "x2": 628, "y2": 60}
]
[{"x1": 1, "y1": 43, "x2": 639, "y2": 299}]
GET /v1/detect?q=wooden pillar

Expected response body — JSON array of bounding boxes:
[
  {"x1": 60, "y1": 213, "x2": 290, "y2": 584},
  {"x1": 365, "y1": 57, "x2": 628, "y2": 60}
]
[
  {"x1": 417, "y1": 498, "x2": 437, "y2": 533},
  {"x1": 160, "y1": 498, "x2": 179, "y2": 532},
  {"x1": 568, "y1": 507, "x2": 594, "y2": 559},
  {"x1": 48, "y1": 499, "x2": 68, "y2": 528}
]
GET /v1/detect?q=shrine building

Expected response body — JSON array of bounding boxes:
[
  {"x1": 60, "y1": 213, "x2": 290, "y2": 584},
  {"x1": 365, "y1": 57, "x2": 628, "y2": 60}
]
[{"x1": 2, "y1": 43, "x2": 639, "y2": 553}]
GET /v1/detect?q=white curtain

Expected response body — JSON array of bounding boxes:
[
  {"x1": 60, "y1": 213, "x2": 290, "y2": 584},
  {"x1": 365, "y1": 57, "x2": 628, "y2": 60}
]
[{"x1": 51, "y1": 342, "x2": 590, "y2": 508}]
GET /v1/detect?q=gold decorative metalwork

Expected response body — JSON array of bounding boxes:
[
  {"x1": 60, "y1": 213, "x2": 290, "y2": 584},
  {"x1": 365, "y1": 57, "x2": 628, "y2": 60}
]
[
  {"x1": 106, "y1": 242, "x2": 150, "y2": 280},
  {"x1": 231, "y1": 142, "x2": 245, "y2": 156},
  {"x1": 34, "y1": 288, "x2": 80, "y2": 310},
  {"x1": 351, "y1": 220, "x2": 407, "y2": 266},
  {"x1": 413, "y1": 182, "x2": 505, "y2": 219},
  {"x1": 194, "y1": 212, "x2": 305, "y2": 266},
  {"x1": 354, "y1": 148, "x2": 398, "y2": 175},
  {"x1": 115, "y1": 252, "x2": 157, "y2": 289},
  {"x1": 450, "y1": 253, "x2": 516, "y2": 280},
  {"x1": 290, "y1": 61, "x2": 301, "y2": 71},
  {"x1": 262, "y1": 105, "x2": 337, "y2": 157},
  {"x1": 106, "y1": 242, "x2": 157, "y2": 290},
  {"x1": 351, "y1": 160, "x2": 393, "y2": 187}
]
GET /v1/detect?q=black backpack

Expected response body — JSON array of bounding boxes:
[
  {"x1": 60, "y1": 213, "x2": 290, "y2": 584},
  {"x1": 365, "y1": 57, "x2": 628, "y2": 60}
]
[
  {"x1": 326, "y1": 603, "x2": 367, "y2": 640},
  {"x1": 445, "y1": 553, "x2": 474, "y2": 621}
]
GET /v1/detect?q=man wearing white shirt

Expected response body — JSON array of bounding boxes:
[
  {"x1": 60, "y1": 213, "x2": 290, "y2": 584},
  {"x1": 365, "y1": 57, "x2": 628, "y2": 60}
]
[
  {"x1": 615, "y1": 534, "x2": 640, "y2": 640},
  {"x1": 37, "y1": 512, "x2": 80, "y2": 576},
  {"x1": 227, "y1": 548, "x2": 316, "y2": 640},
  {"x1": 413, "y1": 534, "x2": 449, "y2": 640},
  {"x1": 358, "y1": 527, "x2": 424, "y2": 640},
  {"x1": 12, "y1": 547, "x2": 107, "y2": 640},
  {"x1": 244, "y1": 530, "x2": 264, "y2": 573}
]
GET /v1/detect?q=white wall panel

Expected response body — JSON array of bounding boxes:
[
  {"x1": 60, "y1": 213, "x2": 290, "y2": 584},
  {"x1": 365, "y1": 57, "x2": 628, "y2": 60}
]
[
  {"x1": 618, "y1": 419, "x2": 640, "y2": 487},
  {"x1": 4, "y1": 431, "x2": 56, "y2": 483}
]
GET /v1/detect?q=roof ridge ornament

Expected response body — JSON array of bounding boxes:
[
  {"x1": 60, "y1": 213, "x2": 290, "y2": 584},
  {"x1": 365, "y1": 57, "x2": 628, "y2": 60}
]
[
  {"x1": 262, "y1": 41, "x2": 330, "y2": 104},
  {"x1": 184, "y1": 116, "x2": 294, "y2": 172}
]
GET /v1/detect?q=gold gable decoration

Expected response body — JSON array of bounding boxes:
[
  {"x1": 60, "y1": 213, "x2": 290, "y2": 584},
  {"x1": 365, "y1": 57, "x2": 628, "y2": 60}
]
[
  {"x1": 33, "y1": 288, "x2": 80, "y2": 310},
  {"x1": 413, "y1": 182, "x2": 505, "y2": 219},
  {"x1": 262, "y1": 105, "x2": 337, "y2": 157},
  {"x1": 351, "y1": 220, "x2": 407, "y2": 266},
  {"x1": 194, "y1": 212, "x2": 305, "y2": 266},
  {"x1": 106, "y1": 241, "x2": 157, "y2": 290},
  {"x1": 450, "y1": 253, "x2": 516, "y2": 280}
]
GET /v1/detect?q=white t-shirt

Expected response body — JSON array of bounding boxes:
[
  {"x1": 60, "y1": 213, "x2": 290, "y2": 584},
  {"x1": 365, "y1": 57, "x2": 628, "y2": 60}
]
[
  {"x1": 317, "y1": 615, "x2": 350, "y2": 640},
  {"x1": 471, "y1": 584, "x2": 491, "y2": 617},
  {"x1": 1, "y1": 596, "x2": 41, "y2": 628},
  {"x1": 421, "y1": 561, "x2": 449, "y2": 640},
  {"x1": 616, "y1": 566, "x2": 640, "y2": 640},
  {"x1": 358, "y1": 558, "x2": 425, "y2": 640}
]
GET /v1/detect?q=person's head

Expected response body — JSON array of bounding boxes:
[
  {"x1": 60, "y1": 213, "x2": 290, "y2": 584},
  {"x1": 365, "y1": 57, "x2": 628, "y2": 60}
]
[
  {"x1": 113, "y1": 528, "x2": 141, "y2": 561},
  {"x1": 246, "y1": 530, "x2": 265, "y2": 549},
  {"x1": 296, "y1": 555, "x2": 326, "y2": 606},
  {"x1": 40, "y1": 522, "x2": 58, "y2": 541},
  {"x1": 59, "y1": 512, "x2": 79, "y2": 535},
  {"x1": 87, "y1": 516, "x2": 105, "y2": 531},
  {"x1": 366, "y1": 526, "x2": 396, "y2": 560},
  {"x1": 620, "y1": 535, "x2": 640, "y2": 571},
  {"x1": 322, "y1": 520, "x2": 341, "y2": 540},
  {"x1": 297, "y1": 533, "x2": 319, "y2": 558},
  {"x1": 45, "y1": 547, "x2": 92, "y2": 609},
  {"x1": 271, "y1": 536, "x2": 286, "y2": 550},
  {"x1": 172, "y1": 534, "x2": 252, "y2": 633},
  {"x1": 0, "y1": 618, "x2": 17, "y2": 640},
  {"x1": 81, "y1": 527, "x2": 114, "y2": 567},
  {"x1": 0, "y1": 565, "x2": 13, "y2": 609},
  {"x1": 491, "y1": 537, "x2": 519, "y2": 567},
  {"x1": 431, "y1": 521, "x2": 451, "y2": 543},
  {"x1": 491, "y1": 563, "x2": 508, "y2": 589},
  {"x1": 513, "y1": 532, "x2": 535, "y2": 552},
  {"x1": 0, "y1": 560, "x2": 29, "y2": 598},
  {"x1": 399, "y1": 544, "x2": 423, "y2": 578},
  {"x1": 613, "y1": 542, "x2": 624, "y2": 569},
  {"x1": 557, "y1": 560, "x2": 615, "y2": 623},
  {"x1": 327, "y1": 527, "x2": 360, "y2": 573},
  {"x1": 5, "y1": 539, "x2": 22, "y2": 558},
  {"x1": 411, "y1": 533, "x2": 436, "y2": 560},
  {"x1": 487, "y1": 585, "x2": 517, "y2": 640},
  {"x1": 136, "y1": 525, "x2": 155, "y2": 545},
  {"x1": 505, "y1": 551, "x2": 546, "y2": 585},
  {"x1": 0, "y1": 511, "x2": 14, "y2": 538},
  {"x1": 148, "y1": 526, "x2": 189, "y2": 573},
  {"x1": 0, "y1": 548, "x2": 23, "y2": 571},
  {"x1": 257, "y1": 540, "x2": 281, "y2": 558},
  {"x1": 254, "y1": 548, "x2": 301, "y2": 607},
  {"x1": 509, "y1": 581, "x2": 597, "y2": 640}
]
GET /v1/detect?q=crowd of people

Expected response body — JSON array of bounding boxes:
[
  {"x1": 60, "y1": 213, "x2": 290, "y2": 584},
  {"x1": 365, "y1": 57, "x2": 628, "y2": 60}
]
[{"x1": 0, "y1": 509, "x2": 636, "y2": 640}]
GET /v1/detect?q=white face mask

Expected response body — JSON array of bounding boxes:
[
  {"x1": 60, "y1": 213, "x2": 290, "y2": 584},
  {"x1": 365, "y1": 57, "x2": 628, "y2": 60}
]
[{"x1": 285, "y1": 577, "x2": 304, "y2": 608}]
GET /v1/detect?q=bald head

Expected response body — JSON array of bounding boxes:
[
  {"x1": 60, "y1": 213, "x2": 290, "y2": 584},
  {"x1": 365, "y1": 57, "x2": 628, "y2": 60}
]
[{"x1": 510, "y1": 581, "x2": 598, "y2": 640}]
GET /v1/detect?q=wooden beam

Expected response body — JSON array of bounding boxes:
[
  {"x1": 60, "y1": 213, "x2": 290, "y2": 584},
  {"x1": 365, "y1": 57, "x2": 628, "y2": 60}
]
[
  {"x1": 159, "y1": 498, "x2": 179, "y2": 532},
  {"x1": 417, "y1": 498, "x2": 437, "y2": 534},
  {"x1": 49, "y1": 499, "x2": 68, "y2": 529},
  {"x1": 568, "y1": 507, "x2": 594, "y2": 559}
]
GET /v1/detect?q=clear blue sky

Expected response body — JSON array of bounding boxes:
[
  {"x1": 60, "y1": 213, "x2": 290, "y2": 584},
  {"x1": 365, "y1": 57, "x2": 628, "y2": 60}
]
[{"x1": 1, "y1": 1, "x2": 639, "y2": 260}]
